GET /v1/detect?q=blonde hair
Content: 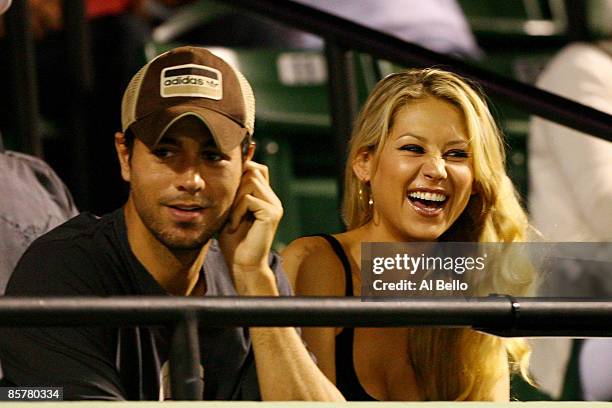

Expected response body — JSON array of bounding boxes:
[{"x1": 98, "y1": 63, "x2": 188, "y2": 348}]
[{"x1": 343, "y1": 69, "x2": 534, "y2": 400}]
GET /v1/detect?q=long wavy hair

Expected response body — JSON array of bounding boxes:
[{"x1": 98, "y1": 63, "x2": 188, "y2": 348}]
[{"x1": 342, "y1": 68, "x2": 535, "y2": 400}]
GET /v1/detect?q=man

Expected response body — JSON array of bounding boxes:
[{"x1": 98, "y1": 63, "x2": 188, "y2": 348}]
[{"x1": 0, "y1": 46, "x2": 343, "y2": 401}]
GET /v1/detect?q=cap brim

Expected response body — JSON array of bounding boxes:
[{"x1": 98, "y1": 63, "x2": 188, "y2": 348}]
[{"x1": 129, "y1": 106, "x2": 248, "y2": 154}]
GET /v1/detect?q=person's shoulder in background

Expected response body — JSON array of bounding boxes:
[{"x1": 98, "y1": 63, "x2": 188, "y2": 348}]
[
  {"x1": 0, "y1": 149, "x2": 78, "y2": 293},
  {"x1": 1, "y1": 150, "x2": 78, "y2": 217},
  {"x1": 537, "y1": 41, "x2": 612, "y2": 105}
]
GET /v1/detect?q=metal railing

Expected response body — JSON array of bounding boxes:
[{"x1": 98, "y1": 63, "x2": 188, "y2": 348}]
[{"x1": 1, "y1": 296, "x2": 612, "y2": 399}]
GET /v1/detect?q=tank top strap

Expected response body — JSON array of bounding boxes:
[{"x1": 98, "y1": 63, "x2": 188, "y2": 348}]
[{"x1": 311, "y1": 234, "x2": 354, "y2": 296}]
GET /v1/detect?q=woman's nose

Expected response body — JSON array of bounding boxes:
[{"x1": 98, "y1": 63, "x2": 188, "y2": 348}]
[{"x1": 421, "y1": 154, "x2": 448, "y2": 180}]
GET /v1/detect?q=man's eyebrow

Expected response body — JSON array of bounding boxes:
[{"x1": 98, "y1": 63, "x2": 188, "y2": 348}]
[
  {"x1": 155, "y1": 136, "x2": 180, "y2": 146},
  {"x1": 201, "y1": 137, "x2": 218, "y2": 148},
  {"x1": 155, "y1": 134, "x2": 219, "y2": 149}
]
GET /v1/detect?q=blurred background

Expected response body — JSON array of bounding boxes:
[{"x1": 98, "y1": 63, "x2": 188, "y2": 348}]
[{"x1": 1, "y1": 0, "x2": 609, "y2": 244}]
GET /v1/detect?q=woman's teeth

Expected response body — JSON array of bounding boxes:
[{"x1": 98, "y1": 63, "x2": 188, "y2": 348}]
[{"x1": 408, "y1": 191, "x2": 446, "y2": 202}]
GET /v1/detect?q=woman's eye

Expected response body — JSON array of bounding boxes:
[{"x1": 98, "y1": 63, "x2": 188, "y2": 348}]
[
  {"x1": 400, "y1": 144, "x2": 425, "y2": 154},
  {"x1": 444, "y1": 149, "x2": 470, "y2": 160}
]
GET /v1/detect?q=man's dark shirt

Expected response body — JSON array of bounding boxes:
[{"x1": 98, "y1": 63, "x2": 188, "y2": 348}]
[{"x1": 0, "y1": 209, "x2": 291, "y2": 400}]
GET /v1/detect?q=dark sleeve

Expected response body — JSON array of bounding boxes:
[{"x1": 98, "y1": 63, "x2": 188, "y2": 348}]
[{"x1": 0, "y1": 240, "x2": 126, "y2": 400}]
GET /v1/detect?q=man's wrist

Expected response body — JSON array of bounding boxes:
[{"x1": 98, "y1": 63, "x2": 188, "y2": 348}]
[{"x1": 232, "y1": 265, "x2": 279, "y2": 296}]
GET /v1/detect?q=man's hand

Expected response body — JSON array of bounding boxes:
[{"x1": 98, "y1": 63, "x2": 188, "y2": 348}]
[
  {"x1": 219, "y1": 161, "x2": 283, "y2": 295},
  {"x1": 218, "y1": 161, "x2": 343, "y2": 401}
]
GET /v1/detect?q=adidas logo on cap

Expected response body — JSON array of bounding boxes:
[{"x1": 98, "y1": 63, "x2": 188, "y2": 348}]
[{"x1": 161, "y1": 64, "x2": 222, "y2": 100}]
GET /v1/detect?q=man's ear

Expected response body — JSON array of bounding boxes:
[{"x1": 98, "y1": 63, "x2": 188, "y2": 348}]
[
  {"x1": 244, "y1": 141, "x2": 256, "y2": 162},
  {"x1": 114, "y1": 132, "x2": 131, "y2": 183},
  {"x1": 352, "y1": 148, "x2": 373, "y2": 182}
]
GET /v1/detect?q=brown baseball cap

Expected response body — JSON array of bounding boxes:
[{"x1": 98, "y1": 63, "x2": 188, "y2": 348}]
[{"x1": 121, "y1": 46, "x2": 255, "y2": 153}]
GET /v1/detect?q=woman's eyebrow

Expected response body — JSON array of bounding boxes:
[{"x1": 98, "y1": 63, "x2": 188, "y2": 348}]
[
  {"x1": 396, "y1": 132, "x2": 426, "y2": 141},
  {"x1": 396, "y1": 133, "x2": 468, "y2": 146},
  {"x1": 446, "y1": 140, "x2": 469, "y2": 147}
]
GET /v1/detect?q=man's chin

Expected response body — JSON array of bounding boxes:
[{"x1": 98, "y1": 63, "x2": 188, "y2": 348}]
[
  {"x1": 155, "y1": 230, "x2": 214, "y2": 252},
  {"x1": 142, "y1": 208, "x2": 230, "y2": 252},
  {"x1": 165, "y1": 240, "x2": 208, "y2": 252}
]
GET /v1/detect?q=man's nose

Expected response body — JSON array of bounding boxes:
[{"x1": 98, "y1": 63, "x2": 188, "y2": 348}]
[
  {"x1": 177, "y1": 167, "x2": 205, "y2": 194},
  {"x1": 421, "y1": 154, "x2": 448, "y2": 180}
]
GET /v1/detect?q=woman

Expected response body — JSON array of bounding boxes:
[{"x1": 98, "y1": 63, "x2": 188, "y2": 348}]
[{"x1": 282, "y1": 68, "x2": 534, "y2": 401}]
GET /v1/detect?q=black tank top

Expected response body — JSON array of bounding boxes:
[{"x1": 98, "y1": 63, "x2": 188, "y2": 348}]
[{"x1": 317, "y1": 234, "x2": 377, "y2": 401}]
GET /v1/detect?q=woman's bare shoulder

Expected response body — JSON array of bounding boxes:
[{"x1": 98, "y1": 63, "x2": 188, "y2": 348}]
[
  {"x1": 281, "y1": 235, "x2": 346, "y2": 295},
  {"x1": 283, "y1": 235, "x2": 332, "y2": 258}
]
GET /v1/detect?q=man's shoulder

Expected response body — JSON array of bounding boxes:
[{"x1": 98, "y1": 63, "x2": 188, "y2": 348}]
[{"x1": 205, "y1": 239, "x2": 283, "y2": 271}]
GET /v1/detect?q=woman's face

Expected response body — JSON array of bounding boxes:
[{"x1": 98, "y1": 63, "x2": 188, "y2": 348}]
[{"x1": 359, "y1": 95, "x2": 475, "y2": 241}]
